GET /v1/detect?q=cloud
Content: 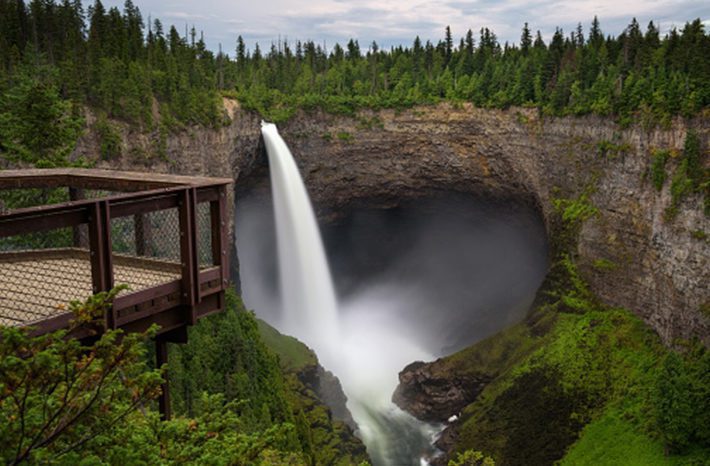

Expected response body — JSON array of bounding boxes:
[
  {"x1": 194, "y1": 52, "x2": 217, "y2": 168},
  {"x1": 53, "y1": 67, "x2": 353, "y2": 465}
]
[
  {"x1": 163, "y1": 11, "x2": 206, "y2": 21},
  {"x1": 88, "y1": 0, "x2": 709, "y2": 52}
]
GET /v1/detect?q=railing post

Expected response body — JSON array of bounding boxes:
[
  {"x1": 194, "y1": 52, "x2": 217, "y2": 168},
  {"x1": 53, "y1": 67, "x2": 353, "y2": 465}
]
[
  {"x1": 178, "y1": 188, "x2": 199, "y2": 325},
  {"x1": 88, "y1": 200, "x2": 114, "y2": 328},
  {"x1": 134, "y1": 213, "x2": 152, "y2": 256},
  {"x1": 210, "y1": 185, "x2": 229, "y2": 295}
]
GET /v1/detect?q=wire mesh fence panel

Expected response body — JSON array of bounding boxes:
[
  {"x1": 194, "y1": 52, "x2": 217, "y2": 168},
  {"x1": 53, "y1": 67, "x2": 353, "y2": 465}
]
[
  {"x1": 109, "y1": 207, "x2": 182, "y2": 297},
  {"x1": 145, "y1": 208, "x2": 182, "y2": 262},
  {"x1": 0, "y1": 226, "x2": 75, "y2": 252},
  {"x1": 82, "y1": 189, "x2": 117, "y2": 200},
  {"x1": 0, "y1": 229, "x2": 92, "y2": 327},
  {"x1": 0, "y1": 171, "x2": 231, "y2": 332},
  {"x1": 196, "y1": 201, "x2": 213, "y2": 269},
  {"x1": 0, "y1": 188, "x2": 70, "y2": 212}
]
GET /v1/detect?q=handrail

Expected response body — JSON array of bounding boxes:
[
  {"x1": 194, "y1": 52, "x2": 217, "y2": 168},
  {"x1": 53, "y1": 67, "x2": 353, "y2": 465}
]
[
  {"x1": 0, "y1": 169, "x2": 232, "y2": 334},
  {"x1": 0, "y1": 168, "x2": 233, "y2": 191}
]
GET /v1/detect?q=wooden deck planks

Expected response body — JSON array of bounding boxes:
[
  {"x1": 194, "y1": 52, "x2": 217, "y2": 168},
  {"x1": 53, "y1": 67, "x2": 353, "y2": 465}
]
[{"x1": 0, "y1": 252, "x2": 180, "y2": 327}]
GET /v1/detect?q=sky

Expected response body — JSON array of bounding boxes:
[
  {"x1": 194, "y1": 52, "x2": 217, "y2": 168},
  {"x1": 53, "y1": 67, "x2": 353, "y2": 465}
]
[{"x1": 91, "y1": 0, "x2": 710, "y2": 54}]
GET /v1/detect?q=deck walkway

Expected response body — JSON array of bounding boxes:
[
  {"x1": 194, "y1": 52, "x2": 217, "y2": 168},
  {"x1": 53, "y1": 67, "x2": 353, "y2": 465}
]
[
  {"x1": 0, "y1": 168, "x2": 232, "y2": 336},
  {"x1": 0, "y1": 248, "x2": 180, "y2": 326},
  {"x1": 0, "y1": 168, "x2": 233, "y2": 420}
]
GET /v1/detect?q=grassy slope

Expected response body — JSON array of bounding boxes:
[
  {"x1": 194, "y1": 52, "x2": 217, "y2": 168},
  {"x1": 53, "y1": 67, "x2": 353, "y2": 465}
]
[
  {"x1": 169, "y1": 292, "x2": 368, "y2": 465},
  {"x1": 256, "y1": 319, "x2": 317, "y2": 372},
  {"x1": 438, "y1": 257, "x2": 709, "y2": 466},
  {"x1": 256, "y1": 318, "x2": 369, "y2": 465},
  {"x1": 561, "y1": 409, "x2": 707, "y2": 466}
]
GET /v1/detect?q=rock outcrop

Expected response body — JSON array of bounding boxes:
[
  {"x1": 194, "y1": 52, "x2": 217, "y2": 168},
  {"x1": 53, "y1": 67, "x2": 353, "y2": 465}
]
[
  {"x1": 297, "y1": 362, "x2": 358, "y2": 430},
  {"x1": 392, "y1": 360, "x2": 491, "y2": 423},
  {"x1": 73, "y1": 101, "x2": 709, "y2": 345}
]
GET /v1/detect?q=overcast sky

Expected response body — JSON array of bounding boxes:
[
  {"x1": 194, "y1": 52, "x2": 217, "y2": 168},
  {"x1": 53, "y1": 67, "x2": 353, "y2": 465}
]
[{"x1": 91, "y1": 0, "x2": 709, "y2": 54}]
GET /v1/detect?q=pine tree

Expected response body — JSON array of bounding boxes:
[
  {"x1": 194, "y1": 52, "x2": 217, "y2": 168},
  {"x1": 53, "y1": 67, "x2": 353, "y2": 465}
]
[
  {"x1": 444, "y1": 25, "x2": 453, "y2": 66},
  {"x1": 521, "y1": 22, "x2": 532, "y2": 55}
]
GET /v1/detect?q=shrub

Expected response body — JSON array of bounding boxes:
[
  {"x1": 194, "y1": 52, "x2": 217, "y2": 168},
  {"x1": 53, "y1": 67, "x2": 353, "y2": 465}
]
[
  {"x1": 649, "y1": 149, "x2": 670, "y2": 191},
  {"x1": 95, "y1": 114, "x2": 123, "y2": 161}
]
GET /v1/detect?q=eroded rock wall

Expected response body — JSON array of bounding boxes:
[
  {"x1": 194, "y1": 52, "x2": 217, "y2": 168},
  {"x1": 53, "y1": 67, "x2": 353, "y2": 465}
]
[
  {"x1": 78, "y1": 102, "x2": 709, "y2": 345},
  {"x1": 275, "y1": 105, "x2": 708, "y2": 345}
]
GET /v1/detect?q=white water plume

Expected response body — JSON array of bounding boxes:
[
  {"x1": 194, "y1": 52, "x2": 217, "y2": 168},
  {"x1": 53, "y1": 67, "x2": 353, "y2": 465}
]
[
  {"x1": 260, "y1": 122, "x2": 440, "y2": 464},
  {"x1": 260, "y1": 122, "x2": 339, "y2": 366}
]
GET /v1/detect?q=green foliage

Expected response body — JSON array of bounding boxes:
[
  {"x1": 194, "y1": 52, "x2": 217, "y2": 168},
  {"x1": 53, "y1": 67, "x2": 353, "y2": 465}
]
[
  {"x1": 168, "y1": 289, "x2": 368, "y2": 464},
  {"x1": 665, "y1": 130, "x2": 709, "y2": 221},
  {"x1": 563, "y1": 340, "x2": 710, "y2": 465},
  {"x1": 0, "y1": 65, "x2": 84, "y2": 167},
  {"x1": 0, "y1": 288, "x2": 163, "y2": 465},
  {"x1": 690, "y1": 229, "x2": 707, "y2": 241},
  {"x1": 653, "y1": 353, "x2": 694, "y2": 452},
  {"x1": 59, "y1": 392, "x2": 309, "y2": 465},
  {"x1": 95, "y1": 114, "x2": 122, "y2": 161},
  {"x1": 108, "y1": 393, "x2": 307, "y2": 465},
  {"x1": 545, "y1": 254, "x2": 598, "y2": 314},
  {"x1": 442, "y1": 251, "x2": 710, "y2": 465},
  {"x1": 0, "y1": 288, "x2": 366, "y2": 464},
  {"x1": 701, "y1": 303, "x2": 710, "y2": 319},
  {"x1": 553, "y1": 192, "x2": 599, "y2": 225},
  {"x1": 561, "y1": 409, "x2": 708, "y2": 465},
  {"x1": 596, "y1": 140, "x2": 632, "y2": 159},
  {"x1": 592, "y1": 258, "x2": 618, "y2": 271},
  {"x1": 152, "y1": 122, "x2": 169, "y2": 162},
  {"x1": 649, "y1": 149, "x2": 670, "y2": 191},
  {"x1": 1, "y1": 6, "x2": 708, "y2": 132},
  {"x1": 551, "y1": 187, "x2": 600, "y2": 254},
  {"x1": 256, "y1": 320, "x2": 317, "y2": 372},
  {"x1": 448, "y1": 449, "x2": 495, "y2": 466},
  {"x1": 168, "y1": 290, "x2": 293, "y2": 426},
  {"x1": 653, "y1": 347, "x2": 710, "y2": 454},
  {"x1": 336, "y1": 131, "x2": 353, "y2": 143}
]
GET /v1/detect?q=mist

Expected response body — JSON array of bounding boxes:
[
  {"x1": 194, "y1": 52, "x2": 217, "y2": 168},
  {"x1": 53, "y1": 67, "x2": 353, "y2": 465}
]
[
  {"x1": 237, "y1": 193, "x2": 548, "y2": 357},
  {"x1": 235, "y1": 187, "x2": 548, "y2": 464}
]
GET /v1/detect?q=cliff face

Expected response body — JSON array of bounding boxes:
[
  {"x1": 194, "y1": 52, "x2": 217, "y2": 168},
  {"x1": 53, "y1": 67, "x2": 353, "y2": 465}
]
[{"x1": 78, "y1": 101, "x2": 709, "y2": 346}]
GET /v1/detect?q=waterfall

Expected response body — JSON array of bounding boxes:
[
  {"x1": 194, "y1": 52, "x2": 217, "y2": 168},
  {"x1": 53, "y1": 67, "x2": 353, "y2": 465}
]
[
  {"x1": 261, "y1": 122, "x2": 441, "y2": 465},
  {"x1": 261, "y1": 122, "x2": 339, "y2": 365}
]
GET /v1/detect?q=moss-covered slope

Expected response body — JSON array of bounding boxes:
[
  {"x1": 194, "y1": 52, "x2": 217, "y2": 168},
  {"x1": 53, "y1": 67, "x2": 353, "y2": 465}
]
[
  {"x1": 397, "y1": 258, "x2": 709, "y2": 466},
  {"x1": 168, "y1": 290, "x2": 369, "y2": 465}
]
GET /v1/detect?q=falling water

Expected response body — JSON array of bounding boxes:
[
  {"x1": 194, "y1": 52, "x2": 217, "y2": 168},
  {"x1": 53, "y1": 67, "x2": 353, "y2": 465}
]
[
  {"x1": 260, "y1": 122, "x2": 339, "y2": 365},
  {"x1": 260, "y1": 122, "x2": 440, "y2": 464}
]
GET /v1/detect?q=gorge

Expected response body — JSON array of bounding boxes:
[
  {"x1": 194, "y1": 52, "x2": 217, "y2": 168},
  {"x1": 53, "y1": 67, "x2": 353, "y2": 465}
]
[
  {"x1": 244, "y1": 123, "x2": 549, "y2": 463},
  {"x1": 68, "y1": 102, "x2": 709, "y2": 463},
  {"x1": 82, "y1": 102, "x2": 709, "y2": 346},
  {"x1": 2, "y1": 3, "x2": 709, "y2": 462}
]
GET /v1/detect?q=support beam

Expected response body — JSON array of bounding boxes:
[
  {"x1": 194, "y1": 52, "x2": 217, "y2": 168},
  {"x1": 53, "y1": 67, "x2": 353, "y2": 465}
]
[
  {"x1": 88, "y1": 201, "x2": 114, "y2": 328},
  {"x1": 156, "y1": 337, "x2": 171, "y2": 421},
  {"x1": 134, "y1": 213, "x2": 152, "y2": 256},
  {"x1": 178, "y1": 188, "x2": 200, "y2": 325},
  {"x1": 211, "y1": 185, "x2": 229, "y2": 309}
]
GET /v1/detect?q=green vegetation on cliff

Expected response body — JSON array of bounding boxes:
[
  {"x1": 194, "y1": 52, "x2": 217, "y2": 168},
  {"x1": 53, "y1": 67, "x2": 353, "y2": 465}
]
[
  {"x1": 0, "y1": 290, "x2": 299, "y2": 465},
  {"x1": 167, "y1": 290, "x2": 368, "y2": 465},
  {"x1": 432, "y1": 250, "x2": 710, "y2": 466},
  {"x1": 1, "y1": 0, "x2": 709, "y2": 154},
  {"x1": 663, "y1": 130, "x2": 710, "y2": 219},
  {"x1": 0, "y1": 289, "x2": 368, "y2": 465}
]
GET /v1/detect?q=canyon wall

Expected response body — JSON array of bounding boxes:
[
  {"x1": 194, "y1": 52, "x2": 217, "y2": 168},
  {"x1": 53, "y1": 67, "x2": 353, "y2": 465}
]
[{"x1": 76, "y1": 102, "x2": 709, "y2": 345}]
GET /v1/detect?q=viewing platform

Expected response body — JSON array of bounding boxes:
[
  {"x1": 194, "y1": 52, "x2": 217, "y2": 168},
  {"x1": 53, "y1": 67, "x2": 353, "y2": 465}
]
[{"x1": 0, "y1": 168, "x2": 232, "y2": 337}]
